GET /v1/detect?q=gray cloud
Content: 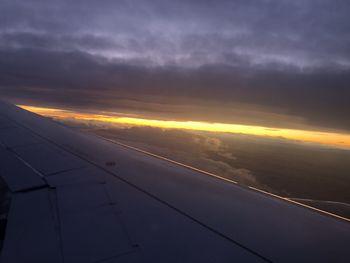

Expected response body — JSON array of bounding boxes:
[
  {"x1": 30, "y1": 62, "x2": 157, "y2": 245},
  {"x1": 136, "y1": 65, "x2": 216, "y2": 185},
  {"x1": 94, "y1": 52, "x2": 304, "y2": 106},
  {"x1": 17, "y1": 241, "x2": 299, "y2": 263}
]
[
  {"x1": 1, "y1": 0, "x2": 350, "y2": 68},
  {"x1": 0, "y1": 0, "x2": 349, "y2": 131},
  {"x1": 1, "y1": 47, "x2": 349, "y2": 131}
]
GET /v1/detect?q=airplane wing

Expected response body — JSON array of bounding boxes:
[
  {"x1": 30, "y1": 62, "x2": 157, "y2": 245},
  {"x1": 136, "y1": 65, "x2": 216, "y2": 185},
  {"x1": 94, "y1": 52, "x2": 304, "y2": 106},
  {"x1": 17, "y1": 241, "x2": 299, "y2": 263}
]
[{"x1": 0, "y1": 101, "x2": 349, "y2": 263}]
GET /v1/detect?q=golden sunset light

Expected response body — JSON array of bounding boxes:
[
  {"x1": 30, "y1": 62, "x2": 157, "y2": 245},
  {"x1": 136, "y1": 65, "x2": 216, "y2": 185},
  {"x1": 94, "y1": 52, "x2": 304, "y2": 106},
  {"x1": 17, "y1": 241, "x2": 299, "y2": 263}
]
[{"x1": 19, "y1": 105, "x2": 350, "y2": 148}]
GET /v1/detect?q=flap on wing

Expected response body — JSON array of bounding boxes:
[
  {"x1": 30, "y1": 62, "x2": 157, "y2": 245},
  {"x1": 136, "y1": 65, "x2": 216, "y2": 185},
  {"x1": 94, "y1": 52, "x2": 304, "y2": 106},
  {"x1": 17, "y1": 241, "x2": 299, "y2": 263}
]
[{"x1": 0, "y1": 147, "x2": 46, "y2": 192}]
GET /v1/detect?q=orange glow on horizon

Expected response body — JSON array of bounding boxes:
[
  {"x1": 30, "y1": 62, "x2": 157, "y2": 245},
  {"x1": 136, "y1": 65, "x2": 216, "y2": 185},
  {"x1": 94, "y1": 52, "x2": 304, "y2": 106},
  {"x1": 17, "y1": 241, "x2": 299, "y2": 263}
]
[{"x1": 18, "y1": 104, "x2": 350, "y2": 148}]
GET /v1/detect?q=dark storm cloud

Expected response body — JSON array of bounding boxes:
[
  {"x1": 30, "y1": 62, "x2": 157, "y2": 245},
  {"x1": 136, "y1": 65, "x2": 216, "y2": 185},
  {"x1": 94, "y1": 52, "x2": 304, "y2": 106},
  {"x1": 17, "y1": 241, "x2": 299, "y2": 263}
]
[
  {"x1": 0, "y1": 0, "x2": 350, "y2": 131},
  {"x1": 1, "y1": 47, "x2": 349, "y2": 131}
]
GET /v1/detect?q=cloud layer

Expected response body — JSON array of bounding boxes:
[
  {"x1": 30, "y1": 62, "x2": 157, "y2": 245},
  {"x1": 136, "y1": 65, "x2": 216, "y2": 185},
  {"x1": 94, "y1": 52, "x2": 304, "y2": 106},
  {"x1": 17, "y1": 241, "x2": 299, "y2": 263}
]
[{"x1": 0, "y1": 0, "x2": 349, "y2": 131}]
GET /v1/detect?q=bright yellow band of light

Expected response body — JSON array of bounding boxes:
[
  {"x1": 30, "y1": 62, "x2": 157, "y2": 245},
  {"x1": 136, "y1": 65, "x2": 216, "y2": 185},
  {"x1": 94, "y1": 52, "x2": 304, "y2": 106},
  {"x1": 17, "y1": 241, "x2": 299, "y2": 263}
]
[{"x1": 18, "y1": 104, "x2": 350, "y2": 148}]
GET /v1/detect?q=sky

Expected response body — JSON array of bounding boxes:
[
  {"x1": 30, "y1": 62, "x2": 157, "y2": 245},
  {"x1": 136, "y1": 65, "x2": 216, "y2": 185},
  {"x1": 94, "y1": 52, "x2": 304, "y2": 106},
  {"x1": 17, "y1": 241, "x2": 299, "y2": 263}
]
[
  {"x1": 19, "y1": 105, "x2": 350, "y2": 148},
  {"x1": 1, "y1": 0, "x2": 350, "y2": 132}
]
